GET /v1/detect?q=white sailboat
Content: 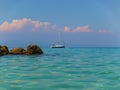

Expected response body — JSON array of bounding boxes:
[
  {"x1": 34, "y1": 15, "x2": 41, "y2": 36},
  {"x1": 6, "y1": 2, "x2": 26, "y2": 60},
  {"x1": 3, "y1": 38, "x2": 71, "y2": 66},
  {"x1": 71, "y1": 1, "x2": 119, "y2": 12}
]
[{"x1": 50, "y1": 32, "x2": 65, "y2": 48}]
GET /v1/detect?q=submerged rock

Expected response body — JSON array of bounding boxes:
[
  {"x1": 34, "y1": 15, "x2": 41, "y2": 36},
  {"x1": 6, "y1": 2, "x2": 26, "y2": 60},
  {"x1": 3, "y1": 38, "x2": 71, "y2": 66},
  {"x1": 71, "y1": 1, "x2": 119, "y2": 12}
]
[
  {"x1": 0, "y1": 45, "x2": 9, "y2": 56},
  {"x1": 26, "y1": 44, "x2": 43, "y2": 55},
  {"x1": 9, "y1": 48, "x2": 26, "y2": 55}
]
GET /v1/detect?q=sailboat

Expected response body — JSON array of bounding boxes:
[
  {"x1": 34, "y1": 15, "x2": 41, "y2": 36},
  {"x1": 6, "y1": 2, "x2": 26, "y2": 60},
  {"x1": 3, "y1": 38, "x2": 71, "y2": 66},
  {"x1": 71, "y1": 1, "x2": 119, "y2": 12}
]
[{"x1": 50, "y1": 32, "x2": 65, "y2": 48}]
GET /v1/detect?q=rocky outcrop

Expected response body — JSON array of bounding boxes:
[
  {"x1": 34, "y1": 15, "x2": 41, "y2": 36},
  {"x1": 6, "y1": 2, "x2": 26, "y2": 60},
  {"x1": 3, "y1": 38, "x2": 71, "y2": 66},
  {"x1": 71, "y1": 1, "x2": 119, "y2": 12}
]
[
  {"x1": 26, "y1": 45, "x2": 43, "y2": 55},
  {"x1": 0, "y1": 45, "x2": 9, "y2": 56},
  {"x1": 0, "y1": 44, "x2": 43, "y2": 56},
  {"x1": 9, "y1": 48, "x2": 26, "y2": 55}
]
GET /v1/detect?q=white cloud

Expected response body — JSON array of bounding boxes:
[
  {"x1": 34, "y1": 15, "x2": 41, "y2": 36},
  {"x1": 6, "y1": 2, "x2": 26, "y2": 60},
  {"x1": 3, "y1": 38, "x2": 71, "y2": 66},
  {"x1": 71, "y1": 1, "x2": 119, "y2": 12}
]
[
  {"x1": 64, "y1": 25, "x2": 92, "y2": 32},
  {"x1": 0, "y1": 18, "x2": 112, "y2": 33},
  {"x1": 98, "y1": 30, "x2": 112, "y2": 33},
  {"x1": 64, "y1": 26, "x2": 70, "y2": 32},
  {"x1": 0, "y1": 18, "x2": 57, "y2": 32},
  {"x1": 72, "y1": 25, "x2": 92, "y2": 32}
]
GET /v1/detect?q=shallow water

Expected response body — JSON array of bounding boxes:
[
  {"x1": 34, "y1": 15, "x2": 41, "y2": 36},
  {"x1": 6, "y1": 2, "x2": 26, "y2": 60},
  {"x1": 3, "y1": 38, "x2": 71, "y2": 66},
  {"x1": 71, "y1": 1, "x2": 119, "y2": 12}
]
[{"x1": 1, "y1": 48, "x2": 120, "y2": 90}]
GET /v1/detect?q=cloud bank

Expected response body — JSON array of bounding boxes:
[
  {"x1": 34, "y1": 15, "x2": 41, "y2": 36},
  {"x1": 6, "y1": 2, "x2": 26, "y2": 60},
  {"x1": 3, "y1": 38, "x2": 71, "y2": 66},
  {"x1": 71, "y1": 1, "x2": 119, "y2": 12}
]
[
  {"x1": 0, "y1": 18, "x2": 57, "y2": 32},
  {"x1": 0, "y1": 18, "x2": 111, "y2": 33},
  {"x1": 64, "y1": 25, "x2": 92, "y2": 32}
]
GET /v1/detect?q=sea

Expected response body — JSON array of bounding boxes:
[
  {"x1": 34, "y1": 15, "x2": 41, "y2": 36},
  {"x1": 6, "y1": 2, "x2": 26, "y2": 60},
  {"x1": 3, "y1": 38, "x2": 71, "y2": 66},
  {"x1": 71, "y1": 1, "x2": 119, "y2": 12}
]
[{"x1": 0, "y1": 47, "x2": 120, "y2": 90}]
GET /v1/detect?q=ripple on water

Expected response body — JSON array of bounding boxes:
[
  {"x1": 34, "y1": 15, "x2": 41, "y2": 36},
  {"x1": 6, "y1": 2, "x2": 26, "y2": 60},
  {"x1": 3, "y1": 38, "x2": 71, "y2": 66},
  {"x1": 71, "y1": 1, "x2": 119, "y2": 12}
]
[{"x1": 0, "y1": 48, "x2": 120, "y2": 90}]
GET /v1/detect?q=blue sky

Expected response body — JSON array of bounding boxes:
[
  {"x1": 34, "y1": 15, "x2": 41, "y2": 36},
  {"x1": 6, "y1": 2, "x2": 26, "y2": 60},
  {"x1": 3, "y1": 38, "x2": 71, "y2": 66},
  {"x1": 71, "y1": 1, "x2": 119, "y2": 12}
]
[{"x1": 0, "y1": 0, "x2": 120, "y2": 47}]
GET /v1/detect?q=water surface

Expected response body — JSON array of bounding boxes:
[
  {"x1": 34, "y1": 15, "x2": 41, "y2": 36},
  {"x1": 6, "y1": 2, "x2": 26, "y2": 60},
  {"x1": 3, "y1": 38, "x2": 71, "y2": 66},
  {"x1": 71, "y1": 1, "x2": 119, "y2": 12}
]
[{"x1": 0, "y1": 48, "x2": 120, "y2": 90}]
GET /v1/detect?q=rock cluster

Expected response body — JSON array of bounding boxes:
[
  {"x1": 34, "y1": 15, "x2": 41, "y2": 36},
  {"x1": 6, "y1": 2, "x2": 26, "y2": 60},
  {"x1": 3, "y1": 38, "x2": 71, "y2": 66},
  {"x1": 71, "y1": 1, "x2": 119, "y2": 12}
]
[{"x1": 0, "y1": 44, "x2": 43, "y2": 56}]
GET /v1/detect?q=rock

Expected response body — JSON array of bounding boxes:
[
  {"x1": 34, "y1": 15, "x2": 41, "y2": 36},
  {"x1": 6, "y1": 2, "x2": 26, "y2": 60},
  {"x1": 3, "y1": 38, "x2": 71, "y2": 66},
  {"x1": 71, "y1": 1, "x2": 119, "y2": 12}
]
[
  {"x1": 0, "y1": 45, "x2": 9, "y2": 56},
  {"x1": 26, "y1": 44, "x2": 43, "y2": 55},
  {"x1": 9, "y1": 48, "x2": 26, "y2": 55},
  {"x1": 0, "y1": 44, "x2": 43, "y2": 56}
]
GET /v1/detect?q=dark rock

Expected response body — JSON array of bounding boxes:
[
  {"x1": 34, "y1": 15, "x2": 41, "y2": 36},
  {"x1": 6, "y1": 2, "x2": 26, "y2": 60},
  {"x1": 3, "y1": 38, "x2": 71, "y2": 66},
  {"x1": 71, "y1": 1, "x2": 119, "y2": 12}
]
[
  {"x1": 26, "y1": 44, "x2": 43, "y2": 55},
  {"x1": 9, "y1": 48, "x2": 26, "y2": 55},
  {"x1": 0, "y1": 44, "x2": 43, "y2": 56},
  {"x1": 0, "y1": 45, "x2": 9, "y2": 56}
]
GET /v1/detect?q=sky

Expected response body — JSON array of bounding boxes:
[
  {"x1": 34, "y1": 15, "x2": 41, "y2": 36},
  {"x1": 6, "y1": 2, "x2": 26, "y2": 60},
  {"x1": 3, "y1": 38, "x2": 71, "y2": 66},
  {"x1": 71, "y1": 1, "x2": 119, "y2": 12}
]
[{"x1": 0, "y1": 0, "x2": 120, "y2": 47}]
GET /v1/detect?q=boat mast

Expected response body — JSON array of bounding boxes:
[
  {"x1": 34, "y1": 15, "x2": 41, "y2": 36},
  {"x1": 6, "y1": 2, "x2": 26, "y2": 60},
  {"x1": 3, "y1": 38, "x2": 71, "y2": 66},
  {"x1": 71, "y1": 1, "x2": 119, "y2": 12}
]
[{"x1": 58, "y1": 31, "x2": 65, "y2": 45}]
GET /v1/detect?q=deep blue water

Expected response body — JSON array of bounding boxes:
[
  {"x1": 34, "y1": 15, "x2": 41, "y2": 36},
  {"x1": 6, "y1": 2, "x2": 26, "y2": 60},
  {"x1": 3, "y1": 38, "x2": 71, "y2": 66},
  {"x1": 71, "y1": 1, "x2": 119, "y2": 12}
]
[{"x1": 1, "y1": 48, "x2": 120, "y2": 90}]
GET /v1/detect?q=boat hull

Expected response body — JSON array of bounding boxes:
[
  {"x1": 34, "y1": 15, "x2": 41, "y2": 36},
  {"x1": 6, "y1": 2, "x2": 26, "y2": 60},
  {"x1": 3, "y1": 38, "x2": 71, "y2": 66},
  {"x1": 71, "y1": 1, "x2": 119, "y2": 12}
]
[
  {"x1": 50, "y1": 44, "x2": 65, "y2": 48},
  {"x1": 51, "y1": 46, "x2": 65, "y2": 48}
]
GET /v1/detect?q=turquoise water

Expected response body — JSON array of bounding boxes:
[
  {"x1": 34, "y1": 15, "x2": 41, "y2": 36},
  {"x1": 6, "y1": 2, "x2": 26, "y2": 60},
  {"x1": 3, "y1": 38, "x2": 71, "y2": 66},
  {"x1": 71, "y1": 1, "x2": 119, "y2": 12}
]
[{"x1": 1, "y1": 48, "x2": 120, "y2": 90}]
